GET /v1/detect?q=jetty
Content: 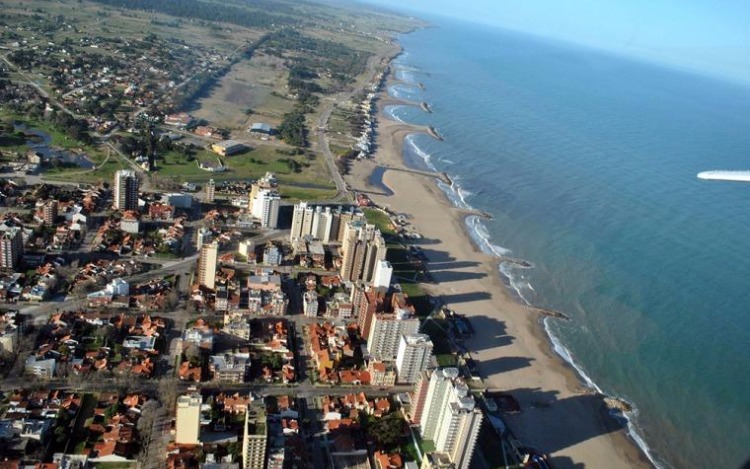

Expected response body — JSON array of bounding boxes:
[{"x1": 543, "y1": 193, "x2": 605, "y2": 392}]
[
  {"x1": 379, "y1": 164, "x2": 452, "y2": 185},
  {"x1": 428, "y1": 125, "x2": 444, "y2": 141},
  {"x1": 421, "y1": 101, "x2": 433, "y2": 113},
  {"x1": 500, "y1": 257, "x2": 533, "y2": 268},
  {"x1": 531, "y1": 307, "x2": 570, "y2": 321},
  {"x1": 457, "y1": 208, "x2": 494, "y2": 220}
]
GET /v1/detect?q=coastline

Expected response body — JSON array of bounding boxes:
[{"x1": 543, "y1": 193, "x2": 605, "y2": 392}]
[{"x1": 344, "y1": 54, "x2": 655, "y2": 468}]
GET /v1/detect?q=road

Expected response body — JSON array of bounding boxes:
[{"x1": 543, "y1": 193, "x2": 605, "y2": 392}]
[{"x1": 312, "y1": 49, "x2": 391, "y2": 204}]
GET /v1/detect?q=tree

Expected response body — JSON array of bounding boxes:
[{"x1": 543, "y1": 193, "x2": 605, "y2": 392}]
[
  {"x1": 368, "y1": 413, "x2": 405, "y2": 450},
  {"x1": 165, "y1": 290, "x2": 180, "y2": 310}
]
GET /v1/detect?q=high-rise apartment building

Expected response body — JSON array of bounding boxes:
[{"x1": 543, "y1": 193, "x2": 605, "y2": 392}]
[
  {"x1": 198, "y1": 241, "x2": 218, "y2": 289},
  {"x1": 42, "y1": 200, "x2": 58, "y2": 225},
  {"x1": 367, "y1": 310, "x2": 420, "y2": 361},
  {"x1": 113, "y1": 169, "x2": 139, "y2": 211},
  {"x1": 289, "y1": 203, "x2": 364, "y2": 243},
  {"x1": 410, "y1": 370, "x2": 430, "y2": 426},
  {"x1": 362, "y1": 233, "x2": 387, "y2": 283},
  {"x1": 175, "y1": 393, "x2": 202, "y2": 445},
  {"x1": 353, "y1": 285, "x2": 387, "y2": 339},
  {"x1": 290, "y1": 202, "x2": 308, "y2": 241},
  {"x1": 315, "y1": 206, "x2": 333, "y2": 242},
  {"x1": 340, "y1": 221, "x2": 386, "y2": 283},
  {"x1": 372, "y1": 260, "x2": 393, "y2": 288},
  {"x1": 252, "y1": 189, "x2": 280, "y2": 229},
  {"x1": 335, "y1": 208, "x2": 359, "y2": 242},
  {"x1": 303, "y1": 290, "x2": 319, "y2": 318},
  {"x1": 0, "y1": 226, "x2": 23, "y2": 269},
  {"x1": 419, "y1": 368, "x2": 482, "y2": 469},
  {"x1": 249, "y1": 172, "x2": 277, "y2": 208},
  {"x1": 204, "y1": 179, "x2": 216, "y2": 204},
  {"x1": 196, "y1": 227, "x2": 212, "y2": 251},
  {"x1": 243, "y1": 404, "x2": 268, "y2": 469},
  {"x1": 396, "y1": 334, "x2": 433, "y2": 384}
]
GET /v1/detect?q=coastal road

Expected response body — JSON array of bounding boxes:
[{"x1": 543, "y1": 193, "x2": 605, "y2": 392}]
[
  {"x1": 312, "y1": 47, "x2": 395, "y2": 202},
  {"x1": 315, "y1": 101, "x2": 350, "y2": 200}
]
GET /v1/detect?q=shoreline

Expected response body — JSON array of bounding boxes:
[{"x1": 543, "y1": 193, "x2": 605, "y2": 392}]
[{"x1": 345, "y1": 50, "x2": 655, "y2": 468}]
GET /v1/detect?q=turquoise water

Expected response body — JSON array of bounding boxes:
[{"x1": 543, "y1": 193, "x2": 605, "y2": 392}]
[{"x1": 388, "y1": 19, "x2": 750, "y2": 469}]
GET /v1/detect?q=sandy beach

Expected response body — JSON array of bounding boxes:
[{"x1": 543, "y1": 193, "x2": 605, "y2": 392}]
[{"x1": 343, "y1": 77, "x2": 654, "y2": 468}]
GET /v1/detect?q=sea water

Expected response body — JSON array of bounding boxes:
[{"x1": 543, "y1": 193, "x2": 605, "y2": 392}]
[{"x1": 387, "y1": 17, "x2": 750, "y2": 469}]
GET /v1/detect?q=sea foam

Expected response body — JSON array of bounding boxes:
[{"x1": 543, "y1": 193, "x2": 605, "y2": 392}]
[
  {"x1": 405, "y1": 135, "x2": 437, "y2": 171},
  {"x1": 543, "y1": 318, "x2": 667, "y2": 469},
  {"x1": 384, "y1": 105, "x2": 407, "y2": 123}
]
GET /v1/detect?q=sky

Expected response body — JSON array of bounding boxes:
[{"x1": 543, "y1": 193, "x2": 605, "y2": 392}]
[{"x1": 361, "y1": 0, "x2": 750, "y2": 85}]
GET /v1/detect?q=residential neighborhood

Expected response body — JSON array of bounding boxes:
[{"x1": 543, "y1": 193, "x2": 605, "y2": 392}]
[{"x1": 0, "y1": 1, "x2": 543, "y2": 469}]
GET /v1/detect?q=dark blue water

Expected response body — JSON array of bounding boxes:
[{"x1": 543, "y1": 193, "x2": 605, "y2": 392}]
[{"x1": 387, "y1": 19, "x2": 750, "y2": 469}]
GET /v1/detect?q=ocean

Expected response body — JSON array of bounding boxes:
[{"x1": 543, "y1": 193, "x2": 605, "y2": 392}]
[{"x1": 385, "y1": 18, "x2": 750, "y2": 469}]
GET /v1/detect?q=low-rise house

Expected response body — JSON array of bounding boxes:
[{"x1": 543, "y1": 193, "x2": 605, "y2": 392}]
[
  {"x1": 183, "y1": 319, "x2": 214, "y2": 351},
  {"x1": 120, "y1": 211, "x2": 140, "y2": 234},
  {"x1": 368, "y1": 361, "x2": 397, "y2": 387}
]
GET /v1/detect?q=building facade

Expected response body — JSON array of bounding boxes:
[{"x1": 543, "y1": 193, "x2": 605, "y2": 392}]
[
  {"x1": 367, "y1": 312, "x2": 420, "y2": 361},
  {"x1": 252, "y1": 189, "x2": 280, "y2": 229},
  {"x1": 205, "y1": 179, "x2": 216, "y2": 203},
  {"x1": 198, "y1": 241, "x2": 219, "y2": 289},
  {"x1": 419, "y1": 368, "x2": 482, "y2": 469},
  {"x1": 396, "y1": 334, "x2": 433, "y2": 384},
  {"x1": 303, "y1": 290, "x2": 319, "y2": 318},
  {"x1": 113, "y1": 169, "x2": 139, "y2": 211},
  {"x1": 176, "y1": 393, "x2": 202, "y2": 444},
  {"x1": 0, "y1": 226, "x2": 24, "y2": 269},
  {"x1": 243, "y1": 404, "x2": 268, "y2": 469},
  {"x1": 42, "y1": 200, "x2": 58, "y2": 225},
  {"x1": 340, "y1": 221, "x2": 386, "y2": 283},
  {"x1": 289, "y1": 203, "x2": 364, "y2": 243}
]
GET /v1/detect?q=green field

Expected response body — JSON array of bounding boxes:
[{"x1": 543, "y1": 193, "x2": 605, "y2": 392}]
[{"x1": 364, "y1": 208, "x2": 396, "y2": 235}]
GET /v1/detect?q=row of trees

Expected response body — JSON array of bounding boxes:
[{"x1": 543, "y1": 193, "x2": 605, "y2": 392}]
[{"x1": 91, "y1": 0, "x2": 297, "y2": 29}]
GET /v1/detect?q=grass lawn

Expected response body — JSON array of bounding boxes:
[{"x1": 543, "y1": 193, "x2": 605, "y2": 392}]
[
  {"x1": 0, "y1": 111, "x2": 129, "y2": 183},
  {"x1": 44, "y1": 151, "x2": 129, "y2": 184},
  {"x1": 400, "y1": 438, "x2": 421, "y2": 463},
  {"x1": 279, "y1": 185, "x2": 337, "y2": 202},
  {"x1": 436, "y1": 353, "x2": 458, "y2": 367},
  {"x1": 154, "y1": 144, "x2": 334, "y2": 188},
  {"x1": 363, "y1": 208, "x2": 396, "y2": 235}
]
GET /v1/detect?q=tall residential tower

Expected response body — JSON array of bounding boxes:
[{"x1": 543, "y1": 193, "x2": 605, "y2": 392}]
[{"x1": 113, "y1": 169, "x2": 139, "y2": 211}]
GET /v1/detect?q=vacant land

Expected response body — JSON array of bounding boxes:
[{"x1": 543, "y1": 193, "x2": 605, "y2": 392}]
[{"x1": 0, "y1": 0, "x2": 422, "y2": 196}]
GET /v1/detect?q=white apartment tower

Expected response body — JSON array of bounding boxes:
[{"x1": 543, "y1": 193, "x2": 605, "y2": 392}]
[
  {"x1": 367, "y1": 310, "x2": 420, "y2": 361},
  {"x1": 420, "y1": 368, "x2": 482, "y2": 469},
  {"x1": 175, "y1": 393, "x2": 202, "y2": 445},
  {"x1": 252, "y1": 189, "x2": 280, "y2": 228},
  {"x1": 204, "y1": 179, "x2": 216, "y2": 203},
  {"x1": 198, "y1": 241, "x2": 219, "y2": 289},
  {"x1": 373, "y1": 260, "x2": 393, "y2": 288},
  {"x1": 396, "y1": 334, "x2": 433, "y2": 384},
  {"x1": 113, "y1": 169, "x2": 139, "y2": 211}
]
